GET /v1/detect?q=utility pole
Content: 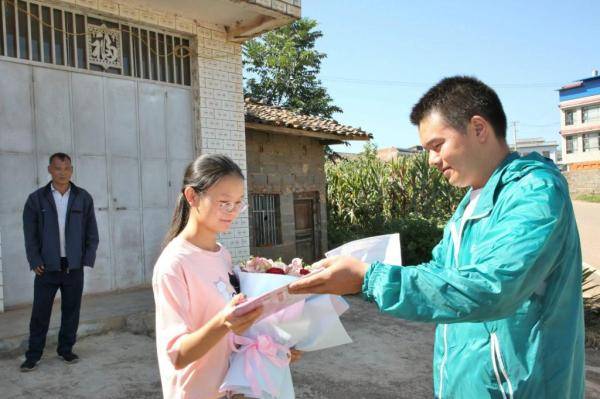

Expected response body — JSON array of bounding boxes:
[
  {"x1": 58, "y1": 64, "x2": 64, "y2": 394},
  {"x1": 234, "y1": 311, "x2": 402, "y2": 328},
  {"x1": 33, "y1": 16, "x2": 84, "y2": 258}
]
[{"x1": 511, "y1": 121, "x2": 519, "y2": 152}]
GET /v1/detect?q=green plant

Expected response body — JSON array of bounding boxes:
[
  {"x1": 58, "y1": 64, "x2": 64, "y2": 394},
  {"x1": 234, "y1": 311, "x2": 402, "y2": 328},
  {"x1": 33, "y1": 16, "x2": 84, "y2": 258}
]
[
  {"x1": 326, "y1": 145, "x2": 464, "y2": 265},
  {"x1": 583, "y1": 267, "x2": 600, "y2": 309},
  {"x1": 576, "y1": 193, "x2": 600, "y2": 203},
  {"x1": 243, "y1": 18, "x2": 342, "y2": 118}
]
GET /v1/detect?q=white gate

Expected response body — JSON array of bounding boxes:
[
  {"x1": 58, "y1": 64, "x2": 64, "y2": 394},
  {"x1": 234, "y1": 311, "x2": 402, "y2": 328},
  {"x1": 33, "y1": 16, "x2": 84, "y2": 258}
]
[{"x1": 0, "y1": 59, "x2": 194, "y2": 307}]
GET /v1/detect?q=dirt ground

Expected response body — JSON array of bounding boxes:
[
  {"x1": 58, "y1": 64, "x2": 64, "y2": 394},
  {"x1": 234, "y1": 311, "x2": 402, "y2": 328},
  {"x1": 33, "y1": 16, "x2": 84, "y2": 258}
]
[{"x1": 1, "y1": 296, "x2": 599, "y2": 399}]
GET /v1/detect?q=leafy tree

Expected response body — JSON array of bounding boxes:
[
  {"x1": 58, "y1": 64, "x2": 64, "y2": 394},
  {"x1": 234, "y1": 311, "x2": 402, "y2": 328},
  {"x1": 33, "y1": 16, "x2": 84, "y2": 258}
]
[{"x1": 243, "y1": 18, "x2": 342, "y2": 118}]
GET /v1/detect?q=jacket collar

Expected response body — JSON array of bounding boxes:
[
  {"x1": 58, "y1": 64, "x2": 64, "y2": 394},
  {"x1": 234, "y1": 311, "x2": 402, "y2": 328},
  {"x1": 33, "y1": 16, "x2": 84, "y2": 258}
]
[
  {"x1": 451, "y1": 152, "x2": 520, "y2": 222},
  {"x1": 43, "y1": 181, "x2": 80, "y2": 214}
]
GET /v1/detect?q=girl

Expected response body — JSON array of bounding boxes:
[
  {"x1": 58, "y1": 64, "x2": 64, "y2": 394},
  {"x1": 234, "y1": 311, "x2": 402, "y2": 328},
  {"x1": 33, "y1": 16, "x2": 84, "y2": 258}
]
[{"x1": 152, "y1": 154, "x2": 263, "y2": 399}]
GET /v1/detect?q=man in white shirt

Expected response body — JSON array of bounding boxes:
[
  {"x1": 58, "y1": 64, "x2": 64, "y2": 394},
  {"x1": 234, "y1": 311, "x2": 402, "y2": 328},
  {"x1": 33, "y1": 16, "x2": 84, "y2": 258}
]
[{"x1": 21, "y1": 153, "x2": 99, "y2": 372}]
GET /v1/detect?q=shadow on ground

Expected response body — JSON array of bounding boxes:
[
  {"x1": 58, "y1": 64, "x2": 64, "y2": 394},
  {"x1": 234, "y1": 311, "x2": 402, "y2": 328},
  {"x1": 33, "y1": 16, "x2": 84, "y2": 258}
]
[{"x1": 1, "y1": 295, "x2": 599, "y2": 398}]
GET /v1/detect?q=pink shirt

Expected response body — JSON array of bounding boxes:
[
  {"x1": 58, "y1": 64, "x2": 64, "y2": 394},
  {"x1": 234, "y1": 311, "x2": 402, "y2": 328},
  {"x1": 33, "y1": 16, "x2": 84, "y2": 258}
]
[{"x1": 152, "y1": 237, "x2": 236, "y2": 399}]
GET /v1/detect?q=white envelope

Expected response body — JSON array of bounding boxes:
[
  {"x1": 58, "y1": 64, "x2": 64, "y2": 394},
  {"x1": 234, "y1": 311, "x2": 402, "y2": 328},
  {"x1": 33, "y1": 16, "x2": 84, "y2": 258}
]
[{"x1": 325, "y1": 233, "x2": 402, "y2": 266}]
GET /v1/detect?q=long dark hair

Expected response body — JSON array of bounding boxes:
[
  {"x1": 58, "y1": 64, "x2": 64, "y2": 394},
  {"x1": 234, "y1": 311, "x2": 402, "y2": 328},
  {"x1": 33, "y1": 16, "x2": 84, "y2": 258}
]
[{"x1": 163, "y1": 154, "x2": 244, "y2": 246}]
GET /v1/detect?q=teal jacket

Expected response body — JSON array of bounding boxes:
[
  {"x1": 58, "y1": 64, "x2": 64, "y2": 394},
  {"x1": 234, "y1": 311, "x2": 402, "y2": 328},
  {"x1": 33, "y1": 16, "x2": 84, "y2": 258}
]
[{"x1": 362, "y1": 153, "x2": 585, "y2": 398}]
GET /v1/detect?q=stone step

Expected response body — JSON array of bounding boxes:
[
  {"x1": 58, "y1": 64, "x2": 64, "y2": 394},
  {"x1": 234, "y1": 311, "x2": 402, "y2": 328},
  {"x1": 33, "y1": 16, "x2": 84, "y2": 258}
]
[{"x1": 0, "y1": 287, "x2": 155, "y2": 359}]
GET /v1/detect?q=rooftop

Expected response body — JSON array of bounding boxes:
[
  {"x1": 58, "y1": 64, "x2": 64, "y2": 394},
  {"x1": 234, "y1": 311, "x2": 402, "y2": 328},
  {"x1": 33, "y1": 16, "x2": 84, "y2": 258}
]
[
  {"x1": 515, "y1": 137, "x2": 558, "y2": 147},
  {"x1": 244, "y1": 99, "x2": 373, "y2": 142},
  {"x1": 559, "y1": 70, "x2": 600, "y2": 103}
]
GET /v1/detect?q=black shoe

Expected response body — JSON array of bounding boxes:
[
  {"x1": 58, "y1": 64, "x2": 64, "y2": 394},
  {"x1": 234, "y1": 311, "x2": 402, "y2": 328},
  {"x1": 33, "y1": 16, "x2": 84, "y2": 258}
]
[
  {"x1": 58, "y1": 352, "x2": 79, "y2": 364},
  {"x1": 20, "y1": 358, "x2": 39, "y2": 372}
]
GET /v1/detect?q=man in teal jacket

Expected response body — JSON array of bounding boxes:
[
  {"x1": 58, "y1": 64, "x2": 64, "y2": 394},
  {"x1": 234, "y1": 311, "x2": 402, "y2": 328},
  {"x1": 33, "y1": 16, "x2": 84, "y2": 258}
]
[{"x1": 289, "y1": 76, "x2": 585, "y2": 398}]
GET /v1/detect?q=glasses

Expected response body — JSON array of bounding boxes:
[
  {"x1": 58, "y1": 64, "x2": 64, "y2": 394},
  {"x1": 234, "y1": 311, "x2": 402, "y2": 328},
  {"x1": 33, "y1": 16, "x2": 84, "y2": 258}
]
[
  {"x1": 202, "y1": 196, "x2": 247, "y2": 214},
  {"x1": 217, "y1": 200, "x2": 248, "y2": 214},
  {"x1": 194, "y1": 192, "x2": 248, "y2": 214}
]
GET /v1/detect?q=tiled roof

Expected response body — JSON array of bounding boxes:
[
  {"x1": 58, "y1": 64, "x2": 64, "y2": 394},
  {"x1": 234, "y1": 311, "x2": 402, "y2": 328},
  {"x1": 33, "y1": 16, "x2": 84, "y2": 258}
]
[{"x1": 244, "y1": 98, "x2": 373, "y2": 141}]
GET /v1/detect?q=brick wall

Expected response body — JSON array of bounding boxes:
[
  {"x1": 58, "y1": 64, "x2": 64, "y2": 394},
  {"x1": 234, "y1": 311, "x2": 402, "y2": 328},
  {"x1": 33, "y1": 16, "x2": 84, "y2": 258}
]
[
  {"x1": 246, "y1": 130, "x2": 327, "y2": 262},
  {"x1": 564, "y1": 169, "x2": 600, "y2": 195}
]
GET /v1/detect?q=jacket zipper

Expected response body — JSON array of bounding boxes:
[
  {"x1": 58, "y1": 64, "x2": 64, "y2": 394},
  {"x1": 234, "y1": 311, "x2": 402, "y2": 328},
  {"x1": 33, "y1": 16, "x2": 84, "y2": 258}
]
[
  {"x1": 490, "y1": 332, "x2": 514, "y2": 399},
  {"x1": 440, "y1": 210, "x2": 491, "y2": 397},
  {"x1": 437, "y1": 324, "x2": 448, "y2": 398}
]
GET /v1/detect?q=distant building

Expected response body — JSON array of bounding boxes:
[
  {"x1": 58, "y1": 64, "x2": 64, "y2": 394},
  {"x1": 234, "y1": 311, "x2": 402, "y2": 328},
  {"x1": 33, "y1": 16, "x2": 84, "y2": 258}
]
[
  {"x1": 511, "y1": 138, "x2": 559, "y2": 162},
  {"x1": 559, "y1": 71, "x2": 600, "y2": 170},
  {"x1": 558, "y1": 71, "x2": 600, "y2": 194},
  {"x1": 376, "y1": 146, "x2": 423, "y2": 162}
]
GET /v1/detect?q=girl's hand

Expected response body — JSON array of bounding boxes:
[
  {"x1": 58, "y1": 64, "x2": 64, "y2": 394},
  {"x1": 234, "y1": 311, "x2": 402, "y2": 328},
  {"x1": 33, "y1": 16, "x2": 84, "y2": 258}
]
[
  {"x1": 220, "y1": 294, "x2": 263, "y2": 335},
  {"x1": 289, "y1": 348, "x2": 303, "y2": 364}
]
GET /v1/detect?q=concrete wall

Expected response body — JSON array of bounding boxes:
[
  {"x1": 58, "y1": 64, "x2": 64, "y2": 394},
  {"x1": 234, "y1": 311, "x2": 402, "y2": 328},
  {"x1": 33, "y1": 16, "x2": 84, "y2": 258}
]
[
  {"x1": 0, "y1": 0, "x2": 257, "y2": 309},
  {"x1": 246, "y1": 130, "x2": 328, "y2": 262},
  {"x1": 52, "y1": 0, "x2": 251, "y2": 264},
  {"x1": 0, "y1": 232, "x2": 4, "y2": 313},
  {"x1": 564, "y1": 169, "x2": 600, "y2": 194}
]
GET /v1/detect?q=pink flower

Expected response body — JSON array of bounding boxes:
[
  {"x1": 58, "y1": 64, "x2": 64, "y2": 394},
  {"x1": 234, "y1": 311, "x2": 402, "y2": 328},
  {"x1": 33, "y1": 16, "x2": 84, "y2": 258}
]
[
  {"x1": 286, "y1": 258, "x2": 304, "y2": 277},
  {"x1": 244, "y1": 257, "x2": 272, "y2": 273},
  {"x1": 242, "y1": 256, "x2": 312, "y2": 276}
]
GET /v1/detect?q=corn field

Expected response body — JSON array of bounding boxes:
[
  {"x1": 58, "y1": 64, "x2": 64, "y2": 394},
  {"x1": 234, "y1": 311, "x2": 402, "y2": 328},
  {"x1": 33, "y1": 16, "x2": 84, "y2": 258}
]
[
  {"x1": 326, "y1": 145, "x2": 465, "y2": 264},
  {"x1": 327, "y1": 145, "x2": 464, "y2": 227}
]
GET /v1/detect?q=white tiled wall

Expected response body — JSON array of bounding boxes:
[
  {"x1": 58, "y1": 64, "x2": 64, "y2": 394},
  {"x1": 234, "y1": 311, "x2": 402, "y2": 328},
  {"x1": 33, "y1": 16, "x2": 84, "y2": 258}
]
[{"x1": 196, "y1": 36, "x2": 250, "y2": 264}]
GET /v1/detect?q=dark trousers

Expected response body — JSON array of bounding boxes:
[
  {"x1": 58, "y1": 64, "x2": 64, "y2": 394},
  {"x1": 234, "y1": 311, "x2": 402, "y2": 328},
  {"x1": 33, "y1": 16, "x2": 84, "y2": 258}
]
[{"x1": 26, "y1": 258, "x2": 84, "y2": 361}]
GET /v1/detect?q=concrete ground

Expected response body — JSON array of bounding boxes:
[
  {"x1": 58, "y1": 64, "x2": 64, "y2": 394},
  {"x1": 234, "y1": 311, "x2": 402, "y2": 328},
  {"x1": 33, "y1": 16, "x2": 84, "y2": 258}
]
[
  {"x1": 1, "y1": 295, "x2": 600, "y2": 399},
  {"x1": 0, "y1": 332, "x2": 162, "y2": 399},
  {"x1": 573, "y1": 200, "x2": 600, "y2": 269},
  {"x1": 573, "y1": 200, "x2": 600, "y2": 300},
  {"x1": 0, "y1": 288, "x2": 154, "y2": 359}
]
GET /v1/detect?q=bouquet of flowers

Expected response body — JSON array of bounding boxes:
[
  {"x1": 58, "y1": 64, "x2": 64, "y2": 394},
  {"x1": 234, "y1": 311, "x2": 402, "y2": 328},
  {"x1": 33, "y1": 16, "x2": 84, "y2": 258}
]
[{"x1": 220, "y1": 257, "x2": 352, "y2": 399}]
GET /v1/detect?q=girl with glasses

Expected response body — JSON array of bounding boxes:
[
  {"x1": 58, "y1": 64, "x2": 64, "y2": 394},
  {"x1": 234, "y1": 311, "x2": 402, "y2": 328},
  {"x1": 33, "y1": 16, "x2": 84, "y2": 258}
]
[{"x1": 152, "y1": 154, "x2": 261, "y2": 399}]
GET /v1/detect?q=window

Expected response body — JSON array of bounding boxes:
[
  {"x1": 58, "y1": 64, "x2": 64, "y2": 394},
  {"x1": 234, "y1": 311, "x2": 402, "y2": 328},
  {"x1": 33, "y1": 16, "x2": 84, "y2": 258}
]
[
  {"x1": 0, "y1": 0, "x2": 191, "y2": 86},
  {"x1": 583, "y1": 134, "x2": 590, "y2": 152},
  {"x1": 582, "y1": 106, "x2": 600, "y2": 124},
  {"x1": 566, "y1": 136, "x2": 578, "y2": 154},
  {"x1": 251, "y1": 194, "x2": 282, "y2": 247},
  {"x1": 583, "y1": 133, "x2": 600, "y2": 152},
  {"x1": 565, "y1": 110, "x2": 574, "y2": 126}
]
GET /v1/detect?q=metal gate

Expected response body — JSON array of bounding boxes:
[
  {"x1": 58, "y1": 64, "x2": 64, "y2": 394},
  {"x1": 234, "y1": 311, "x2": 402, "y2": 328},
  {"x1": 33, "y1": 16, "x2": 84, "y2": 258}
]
[{"x1": 0, "y1": 59, "x2": 194, "y2": 307}]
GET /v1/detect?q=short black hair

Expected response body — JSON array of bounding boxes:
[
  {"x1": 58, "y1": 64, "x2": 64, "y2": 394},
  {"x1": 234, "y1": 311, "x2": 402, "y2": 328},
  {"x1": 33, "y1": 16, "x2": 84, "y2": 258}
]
[
  {"x1": 49, "y1": 153, "x2": 72, "y2": 164},
  {"x1": 410, "y1": 76, "x2": 507, "y2": 140}
]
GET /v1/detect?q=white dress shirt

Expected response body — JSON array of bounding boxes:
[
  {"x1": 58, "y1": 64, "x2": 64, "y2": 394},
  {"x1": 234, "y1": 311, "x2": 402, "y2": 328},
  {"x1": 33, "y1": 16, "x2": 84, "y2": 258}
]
[{"x1": 51, "y1": 184, "x2": 71, "y2": 258}]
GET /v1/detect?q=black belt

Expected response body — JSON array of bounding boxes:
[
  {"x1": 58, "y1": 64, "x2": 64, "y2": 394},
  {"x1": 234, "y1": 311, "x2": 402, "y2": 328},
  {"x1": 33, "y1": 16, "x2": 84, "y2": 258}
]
[{"x1": 60, "y1": 257, "x2": 69, "y2": 273}]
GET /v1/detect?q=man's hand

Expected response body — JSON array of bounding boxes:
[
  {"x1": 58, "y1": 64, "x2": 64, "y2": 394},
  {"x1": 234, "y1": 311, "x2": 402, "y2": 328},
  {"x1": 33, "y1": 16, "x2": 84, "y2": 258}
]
[
  {"x1": 288, "y1": 256, "x2": 369, "y2": 295},
  {"x1": 33, "y1": 265, "x2": 45, "y2": 276}
]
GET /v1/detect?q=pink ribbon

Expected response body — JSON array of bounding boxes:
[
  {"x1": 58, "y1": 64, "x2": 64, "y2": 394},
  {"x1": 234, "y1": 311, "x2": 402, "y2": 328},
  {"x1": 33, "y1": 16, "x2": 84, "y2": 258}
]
[{"x1": 231, "y1": 334, "x2": 291, "y2": 397}]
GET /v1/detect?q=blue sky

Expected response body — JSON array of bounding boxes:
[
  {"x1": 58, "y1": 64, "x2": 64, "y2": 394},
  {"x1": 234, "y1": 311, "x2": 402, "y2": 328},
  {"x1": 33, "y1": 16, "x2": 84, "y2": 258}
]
[{"x1": 300, "y1": 0, "x2": 600, "y2": 153}]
